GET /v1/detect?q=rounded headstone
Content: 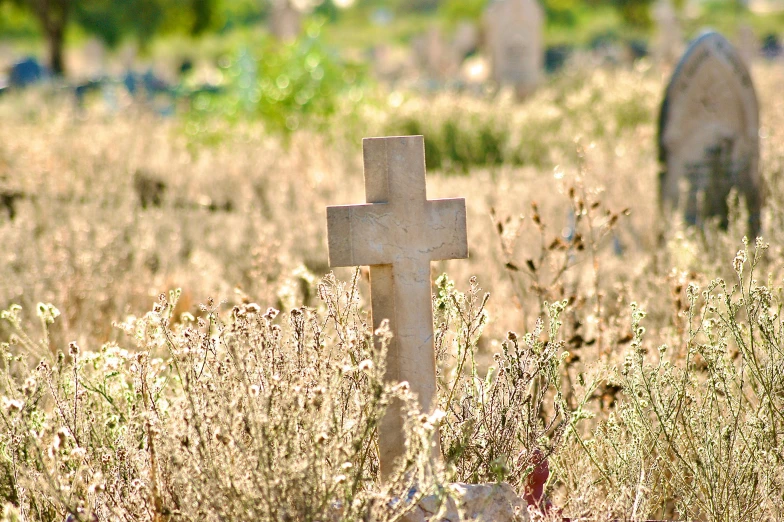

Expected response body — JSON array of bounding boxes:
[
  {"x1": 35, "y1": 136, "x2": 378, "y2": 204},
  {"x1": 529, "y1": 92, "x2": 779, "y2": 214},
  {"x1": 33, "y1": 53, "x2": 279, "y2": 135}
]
[{"x1": 658, "y1": 31, "x2": 762, "y2": 237}]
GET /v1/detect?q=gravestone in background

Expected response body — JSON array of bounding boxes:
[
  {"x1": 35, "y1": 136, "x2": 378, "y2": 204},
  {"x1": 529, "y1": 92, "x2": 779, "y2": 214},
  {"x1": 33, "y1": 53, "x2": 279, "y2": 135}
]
[
  {"x1": 453, "y1": 21, "x2": 479, "y2": 62},
  {"x1": 269, "y1": 0, "x2": 301, "y2": 41},
  {"x1": 652, "y1": 0, "x2": 683, "y2": 66},
  {"x1": 412, "y1": 27, "x2": 459, "y2": 81},
  {"x1": 737, "y1": 23, "x2": 759, "y2": 66},
  {"x1": 658, "y1": 32, "x2": 762, "y2": 237},
  {"x1": 81, "y1": 38, "x2": 106, "y2": 80},
  {"x1": 483, "y1": 0, "x2": 543, "y2": 98}
]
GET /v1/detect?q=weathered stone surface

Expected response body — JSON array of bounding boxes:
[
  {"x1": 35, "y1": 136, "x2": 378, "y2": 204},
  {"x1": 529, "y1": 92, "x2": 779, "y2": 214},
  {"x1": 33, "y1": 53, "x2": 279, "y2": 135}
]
[
  {"x1": 402, "y1": 482, "x2": 528, "y2": 522},
  {"x1": 658, "y1": 31, "x2": 762, "y2": 237},
  {"x1": 484, "y1": 0, "x2": 543, "y2": 98},
  {"x1": 326, "y1": 136, "x2": 468, "y2": 477}
]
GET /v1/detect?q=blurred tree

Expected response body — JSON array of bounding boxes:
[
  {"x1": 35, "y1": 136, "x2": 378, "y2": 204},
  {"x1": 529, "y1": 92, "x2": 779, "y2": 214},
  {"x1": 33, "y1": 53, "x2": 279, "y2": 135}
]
[
  {"x1": 0, "y1": 0, "x2": 71, "y2": 75},
  {"x1": 611, "y1": 0, "x2": 652, "y2": 28},
  {"x1": 0, "y1": 0, "x2": 215, "y2": 75},
  {"x1": 439, "y1": 0, "x2": 487, "y2": 24},
  {"x1": 543, "y1": 0, "x2": 581, "y2": 26}
]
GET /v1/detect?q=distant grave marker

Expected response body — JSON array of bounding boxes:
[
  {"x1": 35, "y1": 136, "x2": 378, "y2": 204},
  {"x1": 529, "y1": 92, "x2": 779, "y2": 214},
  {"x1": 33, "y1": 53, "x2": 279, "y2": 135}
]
[
  {"x1": 652, "y1": 0, "x2": 683, "y2": 65},
  {"x1": 270, "y1": 0, "x2": 301, "y2": 41},
  {"x1": 453, "y1": 21, "x2": 479, "y2": 61},
  {"x1": 412, "y1": 27, "x2": 457, "y2": 81},
  {"x1": 737, "y1": 23, "x2": 758, "y2": 66},
  {"x1": 81, "y1": 38, "x2": 106, "y2": 79},
  {"x1": 658, "y1": 32, "x2": 762, "y2": 237},
  {"x1": 326, "y1": 136, "x2": 468, "y2": 477},
  {"x1": 484, "y1": 0, "x2": 543, "y2": 98}
]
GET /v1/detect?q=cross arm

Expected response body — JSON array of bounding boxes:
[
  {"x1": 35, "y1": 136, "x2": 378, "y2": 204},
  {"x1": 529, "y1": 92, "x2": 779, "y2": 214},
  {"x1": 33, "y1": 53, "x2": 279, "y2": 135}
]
[
  {"x1": 425, "y1": 197, "x2": 469, "y2": 261},
  {"x1": 326, "y1": 203, "x2": 395, "y2": 267}
]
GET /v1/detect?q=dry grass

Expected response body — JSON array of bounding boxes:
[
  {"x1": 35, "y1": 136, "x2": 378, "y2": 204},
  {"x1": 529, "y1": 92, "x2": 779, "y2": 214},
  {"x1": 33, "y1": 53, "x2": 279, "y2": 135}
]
[{"x1": 1, "y1": 61, "x2": 783, "y2": 520}]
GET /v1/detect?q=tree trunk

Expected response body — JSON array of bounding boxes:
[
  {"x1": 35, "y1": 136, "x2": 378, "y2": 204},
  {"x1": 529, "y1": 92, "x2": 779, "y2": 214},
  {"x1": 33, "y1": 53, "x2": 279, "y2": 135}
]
[
  {"x1": 35, "y1": 0, "x2": 71, "y2": 76},
  {"x1": 47, "y1": 24, "x2": 66, "y2": 76}
]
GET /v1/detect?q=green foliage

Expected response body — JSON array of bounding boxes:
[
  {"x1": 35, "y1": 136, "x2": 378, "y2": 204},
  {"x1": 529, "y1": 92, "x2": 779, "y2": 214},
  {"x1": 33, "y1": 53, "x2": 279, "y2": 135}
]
[
  {"x1": 0, "y1": 1, "x2": 38, "y2": 38},
  {"x1": 187, "y1": 18, "x2": 369, "y2": 138},
  {"x1": 543, "y1": 0, "x2": 582, "y2": 26},
  {"x1": 381, "y1": 68, "x2": 653, "y2": 173},
  {"x1": 611, "y1": 0, "x2": 653, "y2": 29},
  {"x1": 438, "y1": 0, "x2": 488, "y2": 24},
  {"x1": 72, "y1": 0, "x2": 215, "y2": 48},
  {"x1": 253, "y1": 22, "x2": 368, "y2": 133}
]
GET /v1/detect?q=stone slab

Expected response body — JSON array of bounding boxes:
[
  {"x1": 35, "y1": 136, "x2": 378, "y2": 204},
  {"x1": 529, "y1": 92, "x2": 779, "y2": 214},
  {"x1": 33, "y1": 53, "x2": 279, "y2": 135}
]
[
  {"x1": 402, "y1": 482, "x2": 528, "y2": 522},
  {"x1": 658, "y1": 31, "x2": 762, "y2": 236}
]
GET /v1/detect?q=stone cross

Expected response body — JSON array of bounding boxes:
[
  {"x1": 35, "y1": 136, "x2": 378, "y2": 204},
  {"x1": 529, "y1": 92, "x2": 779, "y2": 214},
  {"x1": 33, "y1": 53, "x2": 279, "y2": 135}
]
[{"x1": 326, "y1": 136, "x2": 468, "y2": 476}]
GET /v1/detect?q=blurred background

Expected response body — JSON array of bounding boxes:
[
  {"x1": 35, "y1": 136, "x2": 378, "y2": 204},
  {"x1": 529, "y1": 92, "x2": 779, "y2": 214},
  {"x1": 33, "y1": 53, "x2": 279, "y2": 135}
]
[{"x1": 1, "y1": 0, "x2": 783, "y2": 118}]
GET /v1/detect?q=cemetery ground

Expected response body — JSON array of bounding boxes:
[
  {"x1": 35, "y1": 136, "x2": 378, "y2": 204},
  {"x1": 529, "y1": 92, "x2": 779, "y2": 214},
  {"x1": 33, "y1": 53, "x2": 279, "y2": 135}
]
[{"x1": 1, "y1": 62, "x2": 784, "y2": 521}]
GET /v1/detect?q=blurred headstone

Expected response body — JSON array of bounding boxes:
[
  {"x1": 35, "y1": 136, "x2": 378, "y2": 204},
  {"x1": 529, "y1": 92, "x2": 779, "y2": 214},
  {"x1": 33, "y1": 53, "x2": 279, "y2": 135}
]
[
  {"x1": 484, "y1": 0, "x2": 544, "y2": 98},
  {"x1": 737, "y1": 24, "x2": 758, "y2": 66},
  {"x1": 270, "y1": 0, "x2": 301, "y2": 41},
  {"x1": 652, "y1": 0, "x2": 683, "y2": 66},
  {"x1": 453, "y1": 21, "x2": 479, "y2": 61},
  {"x1": 658, "y1": 32, "x2": 762, "y2": 236},
  {"x1": 82, "y1": 38, "x2": 106, "y2": 78},
  {"x1": 371, "y1": 44, "x2": 410, "y2": 83},
  {"x1": 9, "y1": 57, "x2": 45, "y2": 88},
  {"x1": 118, "y1": 44, "x2": 138, "y2": 74},
  {"x1": 412, "y1": 27, "x2": 458, "y2": 81}
]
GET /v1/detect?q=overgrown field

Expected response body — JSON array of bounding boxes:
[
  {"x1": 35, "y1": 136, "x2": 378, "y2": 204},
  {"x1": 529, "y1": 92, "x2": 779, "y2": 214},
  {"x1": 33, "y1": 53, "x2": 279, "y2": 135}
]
[{"x1": 1, "y1": 62, "x2": 784, "y2": 521}]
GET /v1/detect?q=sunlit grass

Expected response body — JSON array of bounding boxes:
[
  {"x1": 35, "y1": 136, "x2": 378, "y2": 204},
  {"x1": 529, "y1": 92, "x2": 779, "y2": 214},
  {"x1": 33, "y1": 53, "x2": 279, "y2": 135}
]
[{"x1": 1, "y1": 61, "x2": 783, "y2": 520}]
